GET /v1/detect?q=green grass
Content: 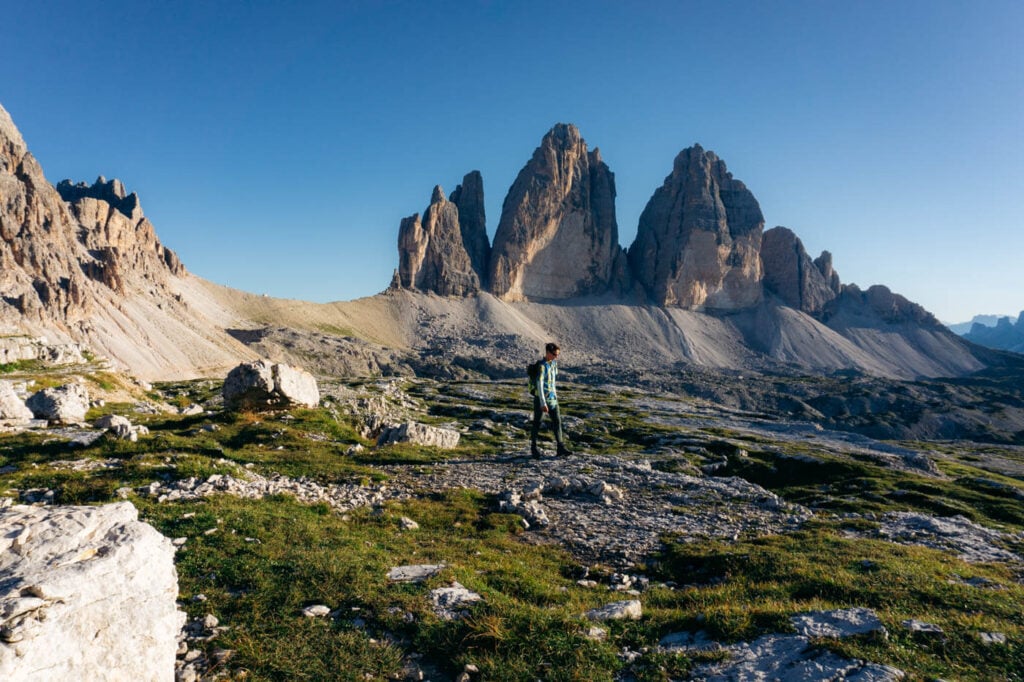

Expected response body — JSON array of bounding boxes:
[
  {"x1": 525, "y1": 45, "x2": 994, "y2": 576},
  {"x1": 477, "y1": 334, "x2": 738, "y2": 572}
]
[
  {"x1": 138, "y1": 490, "x2": 626, "y2": 681},
  {"x1": 0, "y1": 359, "x2": 44, "y2": 374},
  {"x1": 646, "y1": 523, "x2": 1024, "y2": 679},
  {"x1": 3, "y1": 376, "x2": 1024, "y2": 680}
]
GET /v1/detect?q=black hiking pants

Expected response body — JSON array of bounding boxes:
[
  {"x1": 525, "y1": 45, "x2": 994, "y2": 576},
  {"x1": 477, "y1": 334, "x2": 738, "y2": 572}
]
[{"x1": 531, "y1": 396, "x2": 564, "y2": 446}]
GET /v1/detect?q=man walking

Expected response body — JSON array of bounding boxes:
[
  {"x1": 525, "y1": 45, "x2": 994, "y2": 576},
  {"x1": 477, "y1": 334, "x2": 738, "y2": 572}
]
[{"x1": 531, "y1": 342, "x2": 573, "y2": 458}]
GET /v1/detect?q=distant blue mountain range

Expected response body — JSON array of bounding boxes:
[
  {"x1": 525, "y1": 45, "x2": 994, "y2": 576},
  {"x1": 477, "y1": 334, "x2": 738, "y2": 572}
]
[{"x1": 950, "y1": 312, "x2": 1024, "y2": 354}]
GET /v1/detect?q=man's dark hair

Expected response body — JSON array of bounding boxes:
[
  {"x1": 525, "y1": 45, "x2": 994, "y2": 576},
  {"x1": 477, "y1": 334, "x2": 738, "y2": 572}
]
[{"x1": 545, "y1": 342, "x2": 560, "y2": 355}]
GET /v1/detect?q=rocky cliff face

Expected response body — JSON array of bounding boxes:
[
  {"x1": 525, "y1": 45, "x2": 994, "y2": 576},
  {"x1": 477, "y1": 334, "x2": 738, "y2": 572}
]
[
  {"x1": 489, "y1": 124, "x2": 626, "y2": 301},
  {"x1": 628, "y1": 144, "x2": 764, "y2": 309},
  {"x1": 397, "y1": 186, "x2": 481, "y2": 296},
  {"x1": 0, "y1": 102, "x2": 252, "y2": 379},
  {"x1": 58, "y1": 177, "x2": 184, "y2": 292},
  {"x1": 0, "y1": 103, "x2": 184, "y2": 327},
  {"x1": 761, "y1": 226, "x2": 840, "y2": 315},
  {"x1": 0, "y1": 106, "x2": 94, "y2": 323}
]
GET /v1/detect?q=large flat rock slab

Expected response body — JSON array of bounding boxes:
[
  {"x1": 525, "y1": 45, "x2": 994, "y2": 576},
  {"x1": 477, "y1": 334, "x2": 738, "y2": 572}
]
[{"x1": 0, "y1": 502, "x2": 185, "y2": 681}]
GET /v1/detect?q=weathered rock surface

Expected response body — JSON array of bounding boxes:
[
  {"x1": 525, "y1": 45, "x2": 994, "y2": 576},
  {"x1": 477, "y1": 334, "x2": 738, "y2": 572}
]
[
  {"x1": 94, "y1": 413, "x2": 149, "y2": 441},
  {"x1": 761, "y1": 226, "x2": 840, "y2": 314},
  {"x1": 137, "y1": 468, "x2": 408, "y2": 513},
  {"x1": 398, "y1": 185, "x2": 482, "y2": 296},
  {"x1": 429, "y1": 582, "x2": 482, "y2": 620},
  {"x1": 222, "y1": 360, "x2": 319, "y2": 409},
  {"x1": 0, "y1": 102, "x2": 251, "y2": 380},
  {"x1": 628, "y1": 144, "x2": 764, "y2": 309},
  {"x1": 0, "y1": 381, "x2": 32, "y2": 422},
  {"x1": 584, "y1": 600, "x2": 642, "y2": 622},
  {"x1": 382, "y1": 452, "x2": 812, "y2": 567},
  {"x1": 0, "y1": 336, "x2": 86, "y2": 366},
  {"x1": 874, "y1": 511, "x2": 1020, "y2": 563},
  {"x1": 377, "y1": 421, "x2": 461, "y2": 449},
  {"x1": 675, "y1": 608, "x2": 902, "y2": 680},
  {"x1": 0, "y1": 502, "x2": 185, "y2": 681},
  {"x1": 388, "y1": 564, "x2": 445, "y2": 583},
  {"x1": 26, "y1": 382, "x2": 89, "y2": 423},
  {"x1": 489, "y1": 124, "x2": 626, "y2": 301}
]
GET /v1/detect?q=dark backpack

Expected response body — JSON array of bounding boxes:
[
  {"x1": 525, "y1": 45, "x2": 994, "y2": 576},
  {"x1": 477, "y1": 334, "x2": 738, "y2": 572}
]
[{"x1": 527, "y1": 359, "x2": 544, "y2": 395}]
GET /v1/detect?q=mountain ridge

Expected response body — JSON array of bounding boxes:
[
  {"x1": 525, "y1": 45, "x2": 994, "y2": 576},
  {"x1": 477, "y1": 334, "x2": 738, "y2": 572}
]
[{"x1": 0, "y1": 103, "x2": 999, "y2": 384}]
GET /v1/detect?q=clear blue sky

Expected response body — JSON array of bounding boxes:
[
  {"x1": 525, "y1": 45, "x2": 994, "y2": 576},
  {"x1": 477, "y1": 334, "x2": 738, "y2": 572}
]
[{"x1": 4, "y1": 0, "x2": 1022, "y2": 322}]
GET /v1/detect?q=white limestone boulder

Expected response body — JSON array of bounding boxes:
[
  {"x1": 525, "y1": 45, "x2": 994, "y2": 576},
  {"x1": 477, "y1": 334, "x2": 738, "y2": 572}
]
[
  {"x1": 0, "y1": 381, "x2": 32, "y2": 423},
  {"x1": 377, "y1": 422, "x2": 460, "y2": 449},
  {"x1": 26, "y1": 383, "x2": 90, "y2": 423},
  {"x1": 0, "y1": 502, "x2": 185, "y2": 681},
  {"x1": 222, "y1": 359, "x2": 320, "y2": 409}
]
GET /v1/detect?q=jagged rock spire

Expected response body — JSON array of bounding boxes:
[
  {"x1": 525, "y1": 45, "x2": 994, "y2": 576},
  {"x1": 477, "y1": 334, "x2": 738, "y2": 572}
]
[
  {"x1": 628, "y1": 144, "x2": 764, "y2": 309},
  {"x1": 396, "y1": 185, "x2": 482, "y2": 296},
  {"x1": 488, "y1": 123, "x2": 626, "y2": 301}
]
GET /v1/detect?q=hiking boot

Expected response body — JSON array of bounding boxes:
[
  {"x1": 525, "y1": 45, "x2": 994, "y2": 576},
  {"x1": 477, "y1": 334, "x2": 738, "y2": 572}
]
[
  {"x1": 531, "y1": 444, "x2": 542, "y2": 458},
  {"x1": 556, "y1": 444, "x2": 574, "y2": 457}
]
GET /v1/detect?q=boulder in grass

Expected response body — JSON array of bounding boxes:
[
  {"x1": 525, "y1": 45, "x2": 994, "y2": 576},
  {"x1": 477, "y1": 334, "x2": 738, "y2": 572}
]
[
  {"x1": 26, "y1": 383, "x2": 89, "y2": 423},
  {"x1": 584, "y1": 600, "x2": 643, "y2": 621},
  {"x1": 377, "y1": 422, "x2": 460, "y2": 449},
  {"x1": 222, "y1": 360, "x2": 319, "y2": 410},
  {"x1": 0, "y1": 381, "x2": 32, "y2": 423}
]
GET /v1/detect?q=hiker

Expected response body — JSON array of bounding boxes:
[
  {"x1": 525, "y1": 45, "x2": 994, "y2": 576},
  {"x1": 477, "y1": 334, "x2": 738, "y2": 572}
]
[{"x1": 529, "y1": 342, "x2": 573, "y2": 458}]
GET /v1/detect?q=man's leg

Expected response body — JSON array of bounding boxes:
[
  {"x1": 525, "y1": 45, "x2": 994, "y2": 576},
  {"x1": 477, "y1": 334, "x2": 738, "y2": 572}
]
[
  {"x1": 551, "y1": 405, "x2": 573, "y2": 455},
  {"x1": 551, "y1": 404, "x2": 572, "y2": 455},
  {"x1": 530, "y1": 396, "x2": 543, "y2": 457}
]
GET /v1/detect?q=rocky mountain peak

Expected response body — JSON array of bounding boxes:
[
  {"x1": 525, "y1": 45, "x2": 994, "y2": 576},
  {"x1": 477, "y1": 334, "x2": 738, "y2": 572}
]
[
  {"x1": 628, "y1": 144, "x2": 764, "y2": 309},
  {"x1": 57, "y1": 177, "x2": 142, "y2": 221},
  {"x1": 0, "y1": 102, "x2": 183, "y2": 327},
  {"x1": 396, "y1": 182, "x2": 482, "y2": 296},
  {"x1": 488, "y1": 123, "x2": 626, "y2": 301}
]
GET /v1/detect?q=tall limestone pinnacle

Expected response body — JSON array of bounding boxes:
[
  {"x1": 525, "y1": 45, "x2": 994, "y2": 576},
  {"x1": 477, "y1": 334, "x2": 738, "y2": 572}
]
[
  {"x1": 628, "y1": 144, "x2": 764, "y2": 309},
  {"x1": 397, "y1": 185, "x2": 481, "y2": 296},
  {"x1": 488, "y1": 123, "x2": 626, "y2": 301},
  {"x1": 449, "y1": 171, "x2": 489, "y2": 288}
]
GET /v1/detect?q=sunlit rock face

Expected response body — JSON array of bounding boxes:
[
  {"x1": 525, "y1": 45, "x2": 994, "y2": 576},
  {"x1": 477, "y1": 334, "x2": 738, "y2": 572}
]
[
  {"x1": 397, "y1": 185, "x2": 482, "y2": 297},
  {"x1": 0, "y1": 103, "x2": 182, "y2": 324},
  {"x1": 489, "y1": 124, "x2": 626, "y2": 301},
  {"x1": 628, "y1": 144, "x2": 763, "y2": 310}
]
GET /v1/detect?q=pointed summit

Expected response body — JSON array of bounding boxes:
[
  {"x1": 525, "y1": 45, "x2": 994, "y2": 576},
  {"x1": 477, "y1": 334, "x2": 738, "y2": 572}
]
[
  {"x1": 628, "y1": 145, "x2": 764, "y2": 309},
  {"x1": 396, "y1": 183, "x2": 483, "y2": 296},
  {"x1": 488, "y1": 123, "x2": 626, "y2": 301}
]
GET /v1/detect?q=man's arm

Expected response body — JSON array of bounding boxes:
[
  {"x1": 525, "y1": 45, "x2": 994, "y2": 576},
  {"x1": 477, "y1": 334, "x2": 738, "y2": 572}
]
[{"x1": 538, "y1": 363, "x2": 549, "y2": 412}]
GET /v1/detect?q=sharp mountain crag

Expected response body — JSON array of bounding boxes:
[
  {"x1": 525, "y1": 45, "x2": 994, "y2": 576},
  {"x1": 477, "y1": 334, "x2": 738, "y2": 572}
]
[{"x1": 0, "y1": 104, "x2": 1008, "y2": 385}]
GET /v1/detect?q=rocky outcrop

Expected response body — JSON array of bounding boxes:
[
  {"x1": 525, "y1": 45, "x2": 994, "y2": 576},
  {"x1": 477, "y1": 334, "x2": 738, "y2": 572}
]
[
  {"x1": 377, "y1": 421, "x2": 461, "y2": 449},
  {"x1": 628, "y1": 144, "x2": 763, "y2": 309},
  {"x1": 397, "y1": 186, "x2": 482, "y2": 296},
  {"x1": 223, "y1": 359, "x2": 320, "y2": 409},
  {"x1": 0, "y1": 381, "x2": 32, "y2": 422},
  {"x1": 59, "y1": 176, "x2": 184, "y2": 292},
  {"x1": 26, "y1": 383, "x2": 90, "y2": 423},
  {"x1": 489, "y1": 124, "x2": 626, "y2": 301},
  {"x1": 449, "y1": 171, "x2": 490, "y2": 288},
  {"x1": 831, "y1": 284, "x2": 939, "y2": 326},
  {"x1": 0, "y1": 102, "x2": 252, "y2": 380},
  {"x1": 761, "y1": 226, "x2": 840, "y2": 314},
  {"x1": 964, "y1": 312, "x2": 1024, "y2": 354},
  {"x1": 0, "y1": 502, "x2": 185, "y2": 681}
]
